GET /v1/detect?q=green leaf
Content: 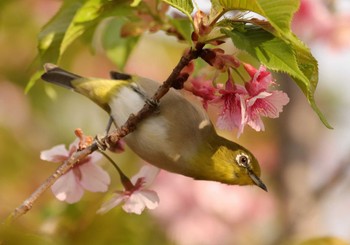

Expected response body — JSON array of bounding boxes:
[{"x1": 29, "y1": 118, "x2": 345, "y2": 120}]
[
  {"x1": 37, "y1": 0, "x2": 83, "y2": 63},
  {"x1": 218, "y1": 0, "x2": 299, "y2": 34},
  {"x1": 223, "y1": 27, "x2": 307, "y2": 83},
  {"x1": 256, "y1": 0, "x2": 299, "y2": 33},
  {"x1": 169, "y1": 18, "x2": 193, "y2": 44},
  {"x1": 44, "y1": 83, "x2": 58, "y2": 100},
  {"x1": 60, "y1": 0, "x2": 107, "y2": 58},
  {"x1": 290, "y1": 34, "x2": 332, "y2": 128},
  {"x1": 37, "y1": 0, "x2": 135, "y2": 64},
  {"x1": 25, "y1": 70, "x2": 44, "y2": 94},
  {"x1": 98, "y1": 17, "x2": 139, "y2": 70},
  {"x1": 162, "y1": 0, "x2": 194, "y2": 21}
]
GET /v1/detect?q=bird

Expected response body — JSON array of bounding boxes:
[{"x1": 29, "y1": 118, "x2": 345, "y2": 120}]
[{"x1": 41, "y1": 63, "x2": 267, "y2": 191}]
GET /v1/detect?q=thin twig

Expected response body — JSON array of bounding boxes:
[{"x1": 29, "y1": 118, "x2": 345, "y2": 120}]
[
  {"x1": 4, "y1": 43, "x2": 205, "y2": 223},
  {"x1": 5, "y1": 147, "x2": 96, "y2": 223}
]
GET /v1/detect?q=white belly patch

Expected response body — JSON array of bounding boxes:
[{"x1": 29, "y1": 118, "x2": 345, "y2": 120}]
[
  {"x1": 110, "y1": 86, "x2": 145, "y2": 126},
  {"x1": 109, "y1": 86, "x2": 171, "y2": 157}
]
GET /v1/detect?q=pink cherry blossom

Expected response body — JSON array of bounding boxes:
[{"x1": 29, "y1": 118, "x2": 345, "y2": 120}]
[
  {"x1": 97, "y1": 165, "x2": 160, "y2": 215},
  {"x1": 244, "y1": 63, "x2": 272, "y2": 93},
  {"x1": 214, "y1": 77, "x2": 247, "y2": 133},
  {"x1": 40, "y1": 139, "x2": 110, "y2": 203},
  {"x1": 186, "y1": 77, "x2": 217, "y2": 109},
  {"x1": 185, "y1": 64, "x2": 288, "y2": 136},
  {"x1": 242, "y1": 64, "x2": 290, "y2": 133},
  {"x1": 213, "y1": 65, "x2": 289, "y2": 136}
]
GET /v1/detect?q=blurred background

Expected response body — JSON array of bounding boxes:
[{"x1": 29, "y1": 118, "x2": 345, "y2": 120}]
[{"x1": 0, "y1": 0, "x2": 350, "y2": 244}]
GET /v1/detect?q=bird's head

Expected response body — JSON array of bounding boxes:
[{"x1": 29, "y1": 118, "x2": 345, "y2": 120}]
[
  {"x1": 192, "y1": 140, "x2": 267, "y2": 191},
  {"x1": 210, "y1": 144, "x2": 267, "y2": 191}
]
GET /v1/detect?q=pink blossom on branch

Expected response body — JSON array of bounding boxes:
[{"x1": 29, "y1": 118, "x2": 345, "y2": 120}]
[
  {"x1": 182, "y1": 63, "x2": 288, "y2": 136},
  {"x1": 40, "y1": 139, "x2": 110, "y2": 203},
  {"x1": 97, "y1": 165, "x2": 160, "y2": 215},
  {"x1": 214, "y1": 77, "x2": 247, "y2": 134},
  {"x1": 242, "y1": 64, "x2": 290, "y2": 132},
  {"x1": 185, "y1": 77, "x2": 218, "y2": 109},
  {"x1": 213, "y1": 65, "x2": 289, "y2": 136}
]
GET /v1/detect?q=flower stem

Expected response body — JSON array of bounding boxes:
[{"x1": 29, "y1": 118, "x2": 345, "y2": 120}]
[
  {"x1": 232, "y1": 68, "x2": 246, "y2": 83},
  {"x1": 99, "y1": 151, "x2": 134, "y2": 190}
]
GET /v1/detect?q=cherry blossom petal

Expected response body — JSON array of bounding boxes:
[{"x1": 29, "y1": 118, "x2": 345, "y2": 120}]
[
  {"x1": 79, "y1": 162, "x2": 111, "y2": 192},
  {"x1": 67, "y1": 139, "x2": 80, "y2": 155},
  {"x1": 260, "y1": 91, "x2": 290, "y2": 118},
  {"x1": 97, "y1": 193, "x2": 125, "y2": 214},
  {"x1": 121, "y1": 190, "x2": 159, "y2": 214},
  {"x1": 246, "y1": 91, "x2": 272, "y2": 107},
  {"x1": 237, "y1": 95, "x2": 247, "y2": 137},
  {"x1": 253, "y1": 66, "x2": 272, "y2": 87},
  {"x1": 40, "y1": 144, "x2": 68, "y2": 162},
  {"x1": 88, "y1": 151, "x2": 103, "y2": 163},
  {"x1": 98, "y1": 166, "x2": 160, "y2": 215},
  {"x1": 122, "y1": 193, "x2": 147, "y2": 214},
  {"x1": 247, "y1": 115, "x2": 265, "y2": 132},
  {"x1": 68, "y1": 138, "x2": 79, "y2": 150},
  {"x1": 243, "y1": 63, "x2": 258, "y2": 78},
  {"x1": 217, "y1": 110, "x2": 238, "y2": 131},
  {"x1": 138, "y1": 190, "x2": 160, "y2": 210},
  {"x1": 188, "y1": 78, "x2": 217, "y2": 109},
  {"x1": 244, "y1": 66, "x2": 272, "y2": 95},
  {"x1": 216, "y1": 92, "x2": 244, "y2": 132},
  {"x1": 248, "y1": 91, "x2": 289, "y2": 118},
  {"x1": 131, "y1": 165, "x2": 160, "y2": 187},
  {"x1": 51, "y1": 170, "x2": 84, "y2": 204}
]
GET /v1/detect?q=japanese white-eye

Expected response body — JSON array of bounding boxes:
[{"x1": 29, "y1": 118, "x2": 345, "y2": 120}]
[{"x1": 41, "y1": 64, "x2": 267, "y2": 191}]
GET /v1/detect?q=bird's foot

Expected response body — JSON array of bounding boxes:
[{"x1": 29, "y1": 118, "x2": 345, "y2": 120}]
[
  {"x1": 146, "y1": 98, "x2": 159, "y2": 109},
  {"x1": 95, "y1": 134, "x2": 109, "y2": 151}
]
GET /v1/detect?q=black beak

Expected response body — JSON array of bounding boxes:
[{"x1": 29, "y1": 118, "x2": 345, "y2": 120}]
[{"x1": 248, "y1": 171, "x2": 268, "y2": 192}]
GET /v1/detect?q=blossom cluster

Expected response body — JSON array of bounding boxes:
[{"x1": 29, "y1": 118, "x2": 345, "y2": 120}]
[
  {"x1": 186, "y1": 63, "x2": 289, "y2": 137},
  {"x1": 41, "y1": 135, "x2": 160, "y2": 215}
]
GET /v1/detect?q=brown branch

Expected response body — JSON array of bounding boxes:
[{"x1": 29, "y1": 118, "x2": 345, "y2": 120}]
[
  {"x1": 5, "y1": 148, "x2": 95, "y2": 223},
  {"x1": 5, "y1": 43, "x2": 205, "y2": 223}
]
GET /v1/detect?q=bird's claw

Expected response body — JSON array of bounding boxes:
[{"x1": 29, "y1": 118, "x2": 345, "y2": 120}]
[
  {"x1": 95, "y1": 134, "x2": 109, "y2": 151},
  {"x1": 146, "y1": 98, "x2": 159, "y2": 109}
]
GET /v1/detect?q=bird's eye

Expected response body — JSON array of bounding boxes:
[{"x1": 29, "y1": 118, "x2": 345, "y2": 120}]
[{"x1": 236, "y1": 153, "x2": 250, "y2": 167}]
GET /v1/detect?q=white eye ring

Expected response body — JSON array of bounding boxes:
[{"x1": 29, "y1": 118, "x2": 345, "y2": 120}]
[{"x1": 236, "y1": 153, "x2": 250, "y2": 167}]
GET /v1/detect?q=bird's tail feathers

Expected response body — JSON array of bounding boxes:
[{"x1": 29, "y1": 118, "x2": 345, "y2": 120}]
[{"x1": 41, "y1": 63, "x2": 81, "y2": 90}]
